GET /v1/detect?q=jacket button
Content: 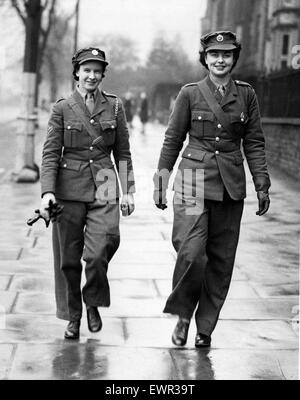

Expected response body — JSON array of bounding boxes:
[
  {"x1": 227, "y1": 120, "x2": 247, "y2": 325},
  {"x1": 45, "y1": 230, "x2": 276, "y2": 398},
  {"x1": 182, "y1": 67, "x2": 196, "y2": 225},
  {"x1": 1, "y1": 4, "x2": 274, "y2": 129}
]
[
  {"x1": 90, "y1": 119, "x2": 95, "y2": 124},
  {"x1": 90, "y1": 146, "x2": 93, "y2": 151},
  {"x1": 111, "y1": 125, "x2": 115, "y2": 129},
  {"x1": 217, "y1": 124, "x2": 222, "y2": 129},
  {"x1": 67, "y1": 126, "x2": 71, "y2": 130},
  {"x1": 216, "y1": 137, "x2": 220, "y2": 142},
  {"x1": 63, "y1": 163, "x2": 67, "y2": 167},
  {"x1": 215, "y1": 150, "x2": 219, "y2": 155},
  {"x1": 89, "y1": 160, "x2": 93, "y2": 163},
  {"x1": 198, "y1": 116, "x2": 202, "y2": 120},
  {"x1": 188, "y1": 153, "x2": 191, "y2": 157}
]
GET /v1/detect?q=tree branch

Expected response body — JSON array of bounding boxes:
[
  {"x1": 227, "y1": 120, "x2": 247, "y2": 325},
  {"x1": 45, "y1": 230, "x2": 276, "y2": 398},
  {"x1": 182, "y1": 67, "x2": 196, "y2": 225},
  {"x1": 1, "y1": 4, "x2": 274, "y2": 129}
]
[{"x1": 11, "y1": 0, "x2": 26, "y2": 25}]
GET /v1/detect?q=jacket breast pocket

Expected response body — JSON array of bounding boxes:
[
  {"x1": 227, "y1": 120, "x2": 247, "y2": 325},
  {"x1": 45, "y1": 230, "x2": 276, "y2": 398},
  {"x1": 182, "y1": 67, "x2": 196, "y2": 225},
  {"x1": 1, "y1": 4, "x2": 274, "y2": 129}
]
[
  {"x1": 63, "y1": 122, "x2": 82, "y2": 147},
  {"x1": 191, "y1": 110, "x2": 214, "y2": 137},
  {"x1": 100, "y1": 119, "x2": 117, "y2": 146},
  {"x1": 230, "y1": 114, "x2": 248, "y2": 138}
]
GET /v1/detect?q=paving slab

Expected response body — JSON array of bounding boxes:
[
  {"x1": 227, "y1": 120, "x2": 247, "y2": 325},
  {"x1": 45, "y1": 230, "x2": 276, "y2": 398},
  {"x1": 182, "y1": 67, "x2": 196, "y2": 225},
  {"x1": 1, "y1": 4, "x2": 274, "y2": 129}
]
[
  {"x1": 112, "y1": 249, "x2": 175, "y2": 265},
  {"x1": 170, "y1": 349, "x2": 286, "y2": 380},
  {"x1": 110, "y1": 279, "x2": 157, "y2": 299},
  {"x1": 0, "y1": 275, "x2": 12, "y2": 290},
  {"x1": 108, "y1": 263, "x2": 174, "y2": 279},
  {"x1": 0, "y1": 315, "x2": 124, "y2": 345},
  {"x1": 0, "y1": 290, "x2": 17, "y2": 313},
  {"x1": 9, "y1": 344, "x2": 177, "y2": 380},
  {"x1": 219, "y1": 298, "x2": 298, "y2": 320},
  {"x1": 154, "y1": 279, "x2": 259, "y2": 299},
  {"x1": 0, "y1": 344, "x2": 14, "y2": 379},
  {"x1": 124, "y1": 318, "x2": 298, "y2": 350},
  {"x1": 9, "y1": 275, "x2": 55, "y2": 293}
]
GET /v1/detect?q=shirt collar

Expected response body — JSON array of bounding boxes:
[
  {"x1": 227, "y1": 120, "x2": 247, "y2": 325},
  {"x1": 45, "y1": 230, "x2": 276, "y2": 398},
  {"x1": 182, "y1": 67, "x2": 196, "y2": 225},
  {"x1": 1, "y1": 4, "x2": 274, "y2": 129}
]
[
  {"x1": 208, "y1": 74, "x2": 231, "y2": 90},
  {"x1": 76, "y1": 85, "x2": 99, "y2": 100}
]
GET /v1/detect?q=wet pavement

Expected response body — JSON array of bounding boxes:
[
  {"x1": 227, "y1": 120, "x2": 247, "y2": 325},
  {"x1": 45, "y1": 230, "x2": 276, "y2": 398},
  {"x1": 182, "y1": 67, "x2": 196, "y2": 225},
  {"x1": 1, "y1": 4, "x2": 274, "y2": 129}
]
[{"x1": 0, "y1": 115, "x2": 299, "y2": 380}]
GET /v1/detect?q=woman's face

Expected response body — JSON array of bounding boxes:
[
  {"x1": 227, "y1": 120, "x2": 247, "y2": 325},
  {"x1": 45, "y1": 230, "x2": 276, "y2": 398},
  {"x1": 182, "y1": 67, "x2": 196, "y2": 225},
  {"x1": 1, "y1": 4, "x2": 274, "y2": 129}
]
[
  {"x1": 205, "y1": 50, "x2": 234, "y2": 78},
  {"x1": 76, "y1": 61, "x2": 104, "y2": 92}
]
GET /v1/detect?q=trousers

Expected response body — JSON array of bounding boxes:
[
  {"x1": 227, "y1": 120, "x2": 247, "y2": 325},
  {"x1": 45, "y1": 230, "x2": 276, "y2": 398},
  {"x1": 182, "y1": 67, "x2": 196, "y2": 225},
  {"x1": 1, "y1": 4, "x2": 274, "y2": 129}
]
[
  {"x1": 52, "y1": 199, "x2": 120, "y2": 321},
  {"x1": 163, "y1": 191, "x2": 244, "y2": 336}
]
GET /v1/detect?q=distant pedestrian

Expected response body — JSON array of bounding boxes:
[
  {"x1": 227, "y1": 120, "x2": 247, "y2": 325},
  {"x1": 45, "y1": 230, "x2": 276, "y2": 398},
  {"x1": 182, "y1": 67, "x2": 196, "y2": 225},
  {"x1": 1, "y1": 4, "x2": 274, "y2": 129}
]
[
  {"x1": 139, "y1": 92, "x2": 148, "y2": 134},
  {"x1": 153, "y1": 31, "x2": 271, "y2": 348},
  {"x1": 124, "y1": 92, "x2": 134, "y2": 130},
  {"x1": 40, "y1": 47, "x2": 135, "y2": 340}
]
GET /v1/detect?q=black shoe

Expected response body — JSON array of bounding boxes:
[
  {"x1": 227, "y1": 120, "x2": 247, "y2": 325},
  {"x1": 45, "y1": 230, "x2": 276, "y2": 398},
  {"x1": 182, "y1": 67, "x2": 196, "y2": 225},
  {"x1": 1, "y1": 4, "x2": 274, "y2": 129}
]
[
  {"x1": 195, "y1": 332, "x2": 211, "y2": 348},
  {"x1": 171, "y1": 318, "x2": 190, "y2": 346},
  {"x1": 64, "y1": 320, "x2": 80, "y2": 340},
  {"x1": 87, "y1": 306, "x2": 102, "y2": 332}
]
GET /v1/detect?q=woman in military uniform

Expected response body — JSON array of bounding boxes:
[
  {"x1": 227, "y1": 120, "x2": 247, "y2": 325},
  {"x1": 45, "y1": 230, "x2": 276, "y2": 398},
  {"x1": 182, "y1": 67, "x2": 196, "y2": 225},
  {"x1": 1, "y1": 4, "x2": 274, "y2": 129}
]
[
  {"x1": 40, "y1": 47, "x2": 135, "y2": 339},
  {"x1": 153, "y1": 31, "x2": 270, "y2": 347}
]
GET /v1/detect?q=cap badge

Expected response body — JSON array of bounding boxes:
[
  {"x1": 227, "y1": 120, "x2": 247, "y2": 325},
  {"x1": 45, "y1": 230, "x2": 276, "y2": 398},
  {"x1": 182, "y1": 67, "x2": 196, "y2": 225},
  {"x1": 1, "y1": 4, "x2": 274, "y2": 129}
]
[
  {"x1": 216, "y1": 34, "x2": 224, "y2": 42},
  {"x1": 91, "y1": 50, "x2": 99, "y2": 56}
]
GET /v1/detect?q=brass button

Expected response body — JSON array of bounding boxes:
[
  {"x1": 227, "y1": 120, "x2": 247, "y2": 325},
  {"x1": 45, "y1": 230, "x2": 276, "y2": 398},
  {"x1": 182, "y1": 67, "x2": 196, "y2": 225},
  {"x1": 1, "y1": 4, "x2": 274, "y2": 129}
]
[
  {"x1": 89, "y1": 160, "x2": 93, "y2": 163},
  {"x1": 90, "y1": 119, "x2": 95, "y2": 124},
  {"x1": 216, "y1": 137, "x2": 220, "y2": 142},
  {"x1": 67, "y1": 126, "x2": 71, "y2": 130},
  {"x1": 215, "y1": 150, "x2": 219, "y2": 155},
  {"x1": 89, "y1": 146, "x2": 93, "y2": 151},
  {"x1": 111, "y1": 125, "x2": 115, "y2": 129},
  {"x1": 217, "y1": 124, "x2": 222, "y2": 129},
  {"x1": 188, "y1": 153, "x2": 191, "y2": 157},
  {"x1": 198, "y1": 116, "x2": 202, "y2": 120},
  {"x1": 63, "y1": 163, "x2": 67, "y2": 167}
]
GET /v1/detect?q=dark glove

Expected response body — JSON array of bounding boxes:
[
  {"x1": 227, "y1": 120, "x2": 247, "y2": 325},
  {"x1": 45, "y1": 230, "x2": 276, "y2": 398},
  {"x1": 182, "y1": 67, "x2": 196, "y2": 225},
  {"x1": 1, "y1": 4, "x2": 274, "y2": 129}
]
[
  {"x1": 153, "y1": 170, "x2": 170, "y2": 211},
  {"x1": 256, "y1": 191, "x2": 270, "y2": 216}
]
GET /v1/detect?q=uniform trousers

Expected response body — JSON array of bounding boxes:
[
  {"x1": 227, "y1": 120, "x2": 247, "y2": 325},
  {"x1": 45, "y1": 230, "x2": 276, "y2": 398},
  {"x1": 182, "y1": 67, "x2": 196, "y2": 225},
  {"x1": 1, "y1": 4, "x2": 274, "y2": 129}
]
[
  {"x1": 163, "y1": 191, "x2": 244, "y2": 336},
  {"x1": 52, "y1": 199, "x2": 120, "y2": 321}
]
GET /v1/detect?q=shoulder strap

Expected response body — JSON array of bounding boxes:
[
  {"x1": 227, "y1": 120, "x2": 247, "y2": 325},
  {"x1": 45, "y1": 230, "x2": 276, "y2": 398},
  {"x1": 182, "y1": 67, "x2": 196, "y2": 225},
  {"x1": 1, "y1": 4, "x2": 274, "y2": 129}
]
[
  {"x1": 197, "y1": 80, "x2": 232, "y2": 135},
  {"x1": 66, "y1": 97, "x2": 110, "y2": 157}
]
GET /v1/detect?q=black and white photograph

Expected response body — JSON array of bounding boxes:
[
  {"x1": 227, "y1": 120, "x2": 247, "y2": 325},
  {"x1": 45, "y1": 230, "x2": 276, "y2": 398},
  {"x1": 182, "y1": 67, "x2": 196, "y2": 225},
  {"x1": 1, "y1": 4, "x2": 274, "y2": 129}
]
[{"x1": 0, "y1": 0, "x2": 299, "y2": 383}]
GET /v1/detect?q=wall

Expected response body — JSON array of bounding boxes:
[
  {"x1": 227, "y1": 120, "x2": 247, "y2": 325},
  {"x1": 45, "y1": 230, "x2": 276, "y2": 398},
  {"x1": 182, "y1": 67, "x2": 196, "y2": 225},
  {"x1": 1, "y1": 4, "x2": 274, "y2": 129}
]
[{"x1": 262, "y1": 118, "x2": 300, "y2": 178}]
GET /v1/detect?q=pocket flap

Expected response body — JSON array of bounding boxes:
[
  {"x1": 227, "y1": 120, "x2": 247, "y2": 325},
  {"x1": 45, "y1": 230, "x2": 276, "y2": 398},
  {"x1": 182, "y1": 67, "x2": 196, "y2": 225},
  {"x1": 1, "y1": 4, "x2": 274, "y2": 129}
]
[
  {"x1": 100, "y1": 119, "x2": 117, "y2": 131},
  {"x1": 64, "y1": 121, "x2": 82, "y2": 131},
  {"x1": 182, "y1": 147, "x2": 206, "y2": 161},
  {"x1": 234, "y1": 153, "x2": 244, "y2": 165},
  {"x1": 59, "y1": 158, "x2": 81, "y2": 171},
  {"x1": 230, "y1": 113, "x2": 248, "y2": 124},
  {"x1": 192, "y1": 110, "x2": 214, "y2": 122}
]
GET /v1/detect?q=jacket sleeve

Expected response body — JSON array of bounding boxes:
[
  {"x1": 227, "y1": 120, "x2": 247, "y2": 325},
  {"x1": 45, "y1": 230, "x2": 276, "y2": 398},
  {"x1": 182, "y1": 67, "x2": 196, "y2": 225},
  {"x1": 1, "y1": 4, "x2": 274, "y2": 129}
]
[
  {"x1": 40, "y1": 101, "x2": 64, "y2": 196},
  {"x1": 112, "y1": 98, "x2": 135, "y2": 194},
  {"x1": 157, "y1": 87, "x2": 190, "y2": 172},
  {"x1": 243, "y1": 88, "x2": 271, "y2": 192}
]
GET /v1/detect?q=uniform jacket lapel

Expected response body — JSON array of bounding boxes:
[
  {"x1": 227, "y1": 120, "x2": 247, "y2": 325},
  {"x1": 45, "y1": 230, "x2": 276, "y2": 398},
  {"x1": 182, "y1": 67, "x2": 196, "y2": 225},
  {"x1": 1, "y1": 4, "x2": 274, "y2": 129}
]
[
  {"x1": 69, "y1": 90, "x2": 91, "y2": 119},
  {"x1": 91, "y1": 90, "x2": 107, "y2": 118},
  {"x1": 220, "y1": 79, "x2": 238, "y2": 108}
]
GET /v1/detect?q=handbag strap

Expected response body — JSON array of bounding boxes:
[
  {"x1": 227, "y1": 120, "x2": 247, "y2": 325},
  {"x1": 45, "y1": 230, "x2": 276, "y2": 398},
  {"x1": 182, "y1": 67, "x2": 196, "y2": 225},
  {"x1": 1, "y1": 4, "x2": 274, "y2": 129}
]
[{"x1": 197, "y1": 80, "x2": 232, "y2": 135}]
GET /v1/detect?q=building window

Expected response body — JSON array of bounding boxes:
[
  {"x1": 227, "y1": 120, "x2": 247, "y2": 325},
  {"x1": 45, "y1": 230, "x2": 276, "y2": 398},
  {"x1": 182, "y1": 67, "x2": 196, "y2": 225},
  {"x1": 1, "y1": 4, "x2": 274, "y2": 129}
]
[{"x1": 282, "y1": 34, "x2": 289, "y2": 55}]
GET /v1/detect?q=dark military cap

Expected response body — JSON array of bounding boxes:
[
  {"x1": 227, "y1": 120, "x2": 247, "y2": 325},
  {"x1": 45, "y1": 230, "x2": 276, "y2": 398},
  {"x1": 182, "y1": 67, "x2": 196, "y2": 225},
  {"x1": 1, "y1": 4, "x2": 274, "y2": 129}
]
[
  {"x1": 200, "y1": 31, "x2": 240, "y2": 52},
  {"x1": 72, "y1": 47, "x2": 109, "y2": 66}
]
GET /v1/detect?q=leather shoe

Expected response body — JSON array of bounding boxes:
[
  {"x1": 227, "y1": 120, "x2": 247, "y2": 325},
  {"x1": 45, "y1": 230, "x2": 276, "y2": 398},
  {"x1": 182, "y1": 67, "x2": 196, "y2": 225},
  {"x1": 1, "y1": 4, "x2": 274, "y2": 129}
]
[
  {"x1": 195, "y1": 332, "x2": 211, "y2": 348},
  {"x1": 87, "y1": 306, "x2": 102, "y2": 332},
  {"x1": 64, "y1": 320, "x2": 80, "y2": 340},
  {"x1": 171, "y1": 318, "x2": 190, "y2": 346}
]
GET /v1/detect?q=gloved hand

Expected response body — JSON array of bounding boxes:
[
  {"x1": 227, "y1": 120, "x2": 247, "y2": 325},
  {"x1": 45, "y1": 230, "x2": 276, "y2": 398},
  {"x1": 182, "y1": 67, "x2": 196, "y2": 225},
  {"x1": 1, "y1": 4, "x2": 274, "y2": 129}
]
[
  {"x1": 256, "y1": 191, "x2": 270, "y2": 216},
  {"x1": 153, "y1": 170, "x2": 170, "y2": 211},
  {"x1": 120, "y1": 193, "x2": 135, "y2": 216},
  {"x1": 40, "y1": 192, "x2": 56, "y2": 221}
]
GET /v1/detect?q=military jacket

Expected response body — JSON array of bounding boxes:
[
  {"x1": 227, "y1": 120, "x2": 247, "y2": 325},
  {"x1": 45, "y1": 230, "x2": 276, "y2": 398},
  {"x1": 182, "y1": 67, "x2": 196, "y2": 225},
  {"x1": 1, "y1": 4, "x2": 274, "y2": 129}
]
[
  {"x1": 41, "y1": 89, "x2": 135, "y2": 202},
  {"x1": 157, "y1": 76, "x2": 271, "y2": 201}
]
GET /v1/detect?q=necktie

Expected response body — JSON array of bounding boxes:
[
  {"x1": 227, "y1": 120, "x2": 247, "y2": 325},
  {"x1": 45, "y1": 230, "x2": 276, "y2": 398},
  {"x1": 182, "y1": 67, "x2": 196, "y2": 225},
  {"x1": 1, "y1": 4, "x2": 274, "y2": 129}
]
[
  {"x1": 218, "y1": 85, "x2": 226, "y2": 97},
  {"x1": 85, "y1": 92, "x2": 94, "y2": 114}
]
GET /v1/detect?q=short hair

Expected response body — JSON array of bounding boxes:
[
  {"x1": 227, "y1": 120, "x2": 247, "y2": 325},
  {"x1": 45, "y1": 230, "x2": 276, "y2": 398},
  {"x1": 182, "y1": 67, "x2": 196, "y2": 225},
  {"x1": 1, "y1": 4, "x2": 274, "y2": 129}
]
[
  {"x1": 72, "y1": 62, "x2": 107, "y2": 81},
  {"x1": 199, "y1": 47, "x2": 241, "y2": 72}
]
